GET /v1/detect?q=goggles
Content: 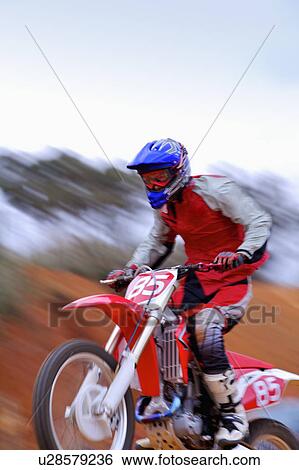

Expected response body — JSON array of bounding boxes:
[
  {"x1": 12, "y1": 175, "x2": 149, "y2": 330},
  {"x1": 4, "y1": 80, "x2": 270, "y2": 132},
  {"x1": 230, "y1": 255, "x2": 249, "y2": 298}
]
[{"x1": 140, "y1": 168, "x2": 174, "y2": 191}]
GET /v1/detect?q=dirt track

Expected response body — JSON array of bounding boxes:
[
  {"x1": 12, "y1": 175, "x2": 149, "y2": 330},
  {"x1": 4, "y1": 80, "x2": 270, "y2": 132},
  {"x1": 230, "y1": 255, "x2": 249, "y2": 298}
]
[{"x1": 0, "y1": 265, "x2": 298, "y2": 449}]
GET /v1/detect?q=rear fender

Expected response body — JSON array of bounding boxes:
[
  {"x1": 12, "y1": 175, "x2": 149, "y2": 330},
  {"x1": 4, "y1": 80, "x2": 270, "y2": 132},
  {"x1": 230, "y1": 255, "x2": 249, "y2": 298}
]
[
  {"x1": 237, "y1": 368, "x2": 299, "y2": 412},
  {"x1": 62, "y1": 294, "x2": 160, "y2": 396}
]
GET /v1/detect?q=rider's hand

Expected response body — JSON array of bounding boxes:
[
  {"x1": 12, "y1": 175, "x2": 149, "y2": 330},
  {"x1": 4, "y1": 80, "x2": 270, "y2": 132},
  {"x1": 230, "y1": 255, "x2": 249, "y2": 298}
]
[
  {"x1": 106, "y1": 264, "x2": 138, "y2": 291},
  {"x1": 213, "y1": 251, "x2": 248, "y2": 270}
]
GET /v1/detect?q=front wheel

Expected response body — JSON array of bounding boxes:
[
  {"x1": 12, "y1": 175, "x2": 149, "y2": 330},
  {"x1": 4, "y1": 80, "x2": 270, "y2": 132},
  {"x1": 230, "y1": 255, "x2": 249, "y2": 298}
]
[
  {"x1": 33, "y1": 339, "x2": 135, "y2": 449},
  {"x1": 247, "y1": 419, "x2": 299, "y2": 450}
]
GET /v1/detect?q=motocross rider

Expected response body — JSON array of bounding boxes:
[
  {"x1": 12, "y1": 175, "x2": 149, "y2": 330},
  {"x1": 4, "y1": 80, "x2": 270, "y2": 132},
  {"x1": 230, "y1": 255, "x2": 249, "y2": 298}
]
[{"x1": 107, "y1": 138, "x2": 272, "y2": 447}]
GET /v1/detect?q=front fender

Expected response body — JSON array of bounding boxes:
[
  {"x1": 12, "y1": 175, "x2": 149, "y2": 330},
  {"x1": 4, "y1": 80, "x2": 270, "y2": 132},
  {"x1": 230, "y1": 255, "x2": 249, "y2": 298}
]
[{"x1": 62, "y1": 294, "x2": 160, "y2": 396}]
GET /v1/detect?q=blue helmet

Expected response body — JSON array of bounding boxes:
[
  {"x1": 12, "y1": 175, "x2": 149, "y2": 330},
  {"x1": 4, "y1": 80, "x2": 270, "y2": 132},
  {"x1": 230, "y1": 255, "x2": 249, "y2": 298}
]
[{"x1": 127, "y1": 138, "x2": 190, "y2": 209}]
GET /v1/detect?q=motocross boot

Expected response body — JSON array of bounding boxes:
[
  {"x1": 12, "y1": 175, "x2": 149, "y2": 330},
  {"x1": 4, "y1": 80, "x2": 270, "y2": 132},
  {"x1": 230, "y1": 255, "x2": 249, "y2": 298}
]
[{"x1": 203, "y1": 368, "x2": 248, "y2": 447}]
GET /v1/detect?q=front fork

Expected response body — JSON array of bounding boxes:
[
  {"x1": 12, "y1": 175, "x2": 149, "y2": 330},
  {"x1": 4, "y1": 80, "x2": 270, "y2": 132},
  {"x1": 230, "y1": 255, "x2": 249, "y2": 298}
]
[
  {"x1": 98, "y1": 308, "x2": 161, "y2": 416},
  {"x1": 105, "y1": 325, "x2": 121, "y2": 354}
]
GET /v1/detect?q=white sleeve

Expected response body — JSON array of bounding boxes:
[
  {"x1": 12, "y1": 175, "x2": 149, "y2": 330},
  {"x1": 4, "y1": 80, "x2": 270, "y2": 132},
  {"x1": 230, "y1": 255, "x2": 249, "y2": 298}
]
[
  {"x1": 126, "y1": 210, "x2": 177, "y2": 267},
  {"x1": 194, "y1": 176, "x2": 272, "y2": 258}
]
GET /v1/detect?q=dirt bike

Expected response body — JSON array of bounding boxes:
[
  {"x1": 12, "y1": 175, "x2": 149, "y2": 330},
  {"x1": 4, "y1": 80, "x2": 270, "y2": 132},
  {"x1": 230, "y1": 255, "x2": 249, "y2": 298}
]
[{"x1": 33, "y1": 263, "x2": 299, "y2": 450}]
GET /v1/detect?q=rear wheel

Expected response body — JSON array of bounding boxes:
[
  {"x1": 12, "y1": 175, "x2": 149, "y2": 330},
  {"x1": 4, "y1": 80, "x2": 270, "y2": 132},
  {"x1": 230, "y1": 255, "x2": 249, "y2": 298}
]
[
  {"x1": 247, "y1": 419, "x2": 299, "y2": 450},
  {"x1": 33, "y1": 339, "x2": 135, "y2": 449}
]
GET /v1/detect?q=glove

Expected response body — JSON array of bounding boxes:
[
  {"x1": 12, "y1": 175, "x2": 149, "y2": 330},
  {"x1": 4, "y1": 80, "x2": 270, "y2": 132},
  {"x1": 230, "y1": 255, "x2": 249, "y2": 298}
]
[
  {"x1": 106, "y1": 264, "x2": 138, "y2": 291},
  {"x1": 213, "y1": 251, "x2": 248, "y2": 270}
]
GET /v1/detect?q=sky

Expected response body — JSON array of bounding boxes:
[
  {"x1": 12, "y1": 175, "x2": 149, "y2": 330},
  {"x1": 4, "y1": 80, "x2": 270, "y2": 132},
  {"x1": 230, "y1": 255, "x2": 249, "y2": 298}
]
[{"x1": 0, "y1": 1, "x2": 298, "y2": 176}]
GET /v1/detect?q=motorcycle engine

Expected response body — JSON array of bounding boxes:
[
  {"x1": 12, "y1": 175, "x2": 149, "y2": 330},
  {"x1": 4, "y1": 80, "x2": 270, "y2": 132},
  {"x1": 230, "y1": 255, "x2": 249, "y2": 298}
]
[
  {"x1": 173, "y1": 411, "x2": 215, "y2": 449},
  {"x1": 173, "y1": 412, "x2": 203, "y2": 440},
  {"x1": 163, "y1": 381, "x2": 215, "y2": 449},
  {"x1": 163, "y1": 382, "x2": 204, "y2": 447}
]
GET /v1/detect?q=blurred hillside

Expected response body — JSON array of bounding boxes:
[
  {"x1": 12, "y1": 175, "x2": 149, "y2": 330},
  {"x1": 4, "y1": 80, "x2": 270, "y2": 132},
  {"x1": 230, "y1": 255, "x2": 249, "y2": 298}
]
[
  {"x1": 0, "y1": 264, "x2": 299, "y2": 449},
  {"x1": 0, "y1": 150, "x2": 299, "y2": 448},
  {"x1": 0, "y1": 265, "x2": 112, "y2": 449}
]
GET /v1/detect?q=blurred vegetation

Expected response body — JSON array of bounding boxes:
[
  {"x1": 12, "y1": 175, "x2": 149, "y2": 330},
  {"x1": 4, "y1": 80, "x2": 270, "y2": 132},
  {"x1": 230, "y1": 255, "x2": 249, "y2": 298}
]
[
  {"x1": 31, "y1": 237, "x2": 184, "y2": 281},
  {"x1": 0, "y1": 150, "x2": 298, "y2": 316},
  {"x1": 0, "y1": 248, "x2": 26, "y2": 317},
  {"x1": 0, "y1": 150, "x2": 145, "y2": 315},
  {"x1": 211, "y1": 162, "x2": 299, "y2": 284},
  {"x1": 32, "y1": 238, "x2": 135, "y2": 280},
  {"x1": 0, "y1": 150, "x2": 144, "y2": 218}
]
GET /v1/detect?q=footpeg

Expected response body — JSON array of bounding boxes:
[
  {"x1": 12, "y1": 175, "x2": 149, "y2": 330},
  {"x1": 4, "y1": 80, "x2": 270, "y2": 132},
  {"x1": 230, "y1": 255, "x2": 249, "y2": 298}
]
[{"x1": 135, "y1": 395, "x2": 181, "y2": 423}]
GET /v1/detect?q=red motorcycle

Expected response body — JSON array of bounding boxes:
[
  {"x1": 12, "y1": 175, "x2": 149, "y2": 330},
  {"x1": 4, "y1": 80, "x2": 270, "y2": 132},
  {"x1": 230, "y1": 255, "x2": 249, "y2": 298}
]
[{"x1": 33, "y1": 263, "x2": 299, "y2": 450}]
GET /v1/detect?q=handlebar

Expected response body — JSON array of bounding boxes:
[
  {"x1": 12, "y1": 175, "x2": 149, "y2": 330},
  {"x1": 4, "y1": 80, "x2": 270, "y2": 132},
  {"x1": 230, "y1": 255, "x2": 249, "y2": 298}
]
[
  {"x1": 182, "y1": 262, "x2": 220, "y2": 272},
  {"x1": 175, "y1": 262, "x2": 223, "y2": 279},
  {"x1": 100, "y1": 275, "x2": 134, "y2": 285},
  {"x1": 99, "y1": 262, "x2": 221, "y2": 285}
]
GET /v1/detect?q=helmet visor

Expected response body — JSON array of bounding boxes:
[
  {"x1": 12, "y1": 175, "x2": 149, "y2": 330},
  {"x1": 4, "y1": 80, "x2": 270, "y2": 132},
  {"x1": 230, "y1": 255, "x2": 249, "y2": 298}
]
[{"x1": 139, "y1": 168, "x2": 174, "y2": 191}]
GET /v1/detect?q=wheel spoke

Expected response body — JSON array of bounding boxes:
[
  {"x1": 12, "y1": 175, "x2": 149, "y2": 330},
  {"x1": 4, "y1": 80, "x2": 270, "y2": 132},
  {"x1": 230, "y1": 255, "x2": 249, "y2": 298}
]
[{"x1": 46, "y1": 350, "x2": 128, "y2": 449}]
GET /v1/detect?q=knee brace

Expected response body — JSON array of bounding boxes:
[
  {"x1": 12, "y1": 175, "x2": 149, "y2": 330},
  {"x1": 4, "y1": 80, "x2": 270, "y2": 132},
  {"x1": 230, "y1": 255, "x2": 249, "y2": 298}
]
[{"x1": 189, "y1": 308, "x2": 230, "y2": 374}]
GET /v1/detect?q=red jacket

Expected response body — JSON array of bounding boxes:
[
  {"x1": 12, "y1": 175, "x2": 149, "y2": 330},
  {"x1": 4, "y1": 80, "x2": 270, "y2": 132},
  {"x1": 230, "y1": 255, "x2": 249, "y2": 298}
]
[{"x1": 127, "y1": 175, "x2": 272, "y2": 293}]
